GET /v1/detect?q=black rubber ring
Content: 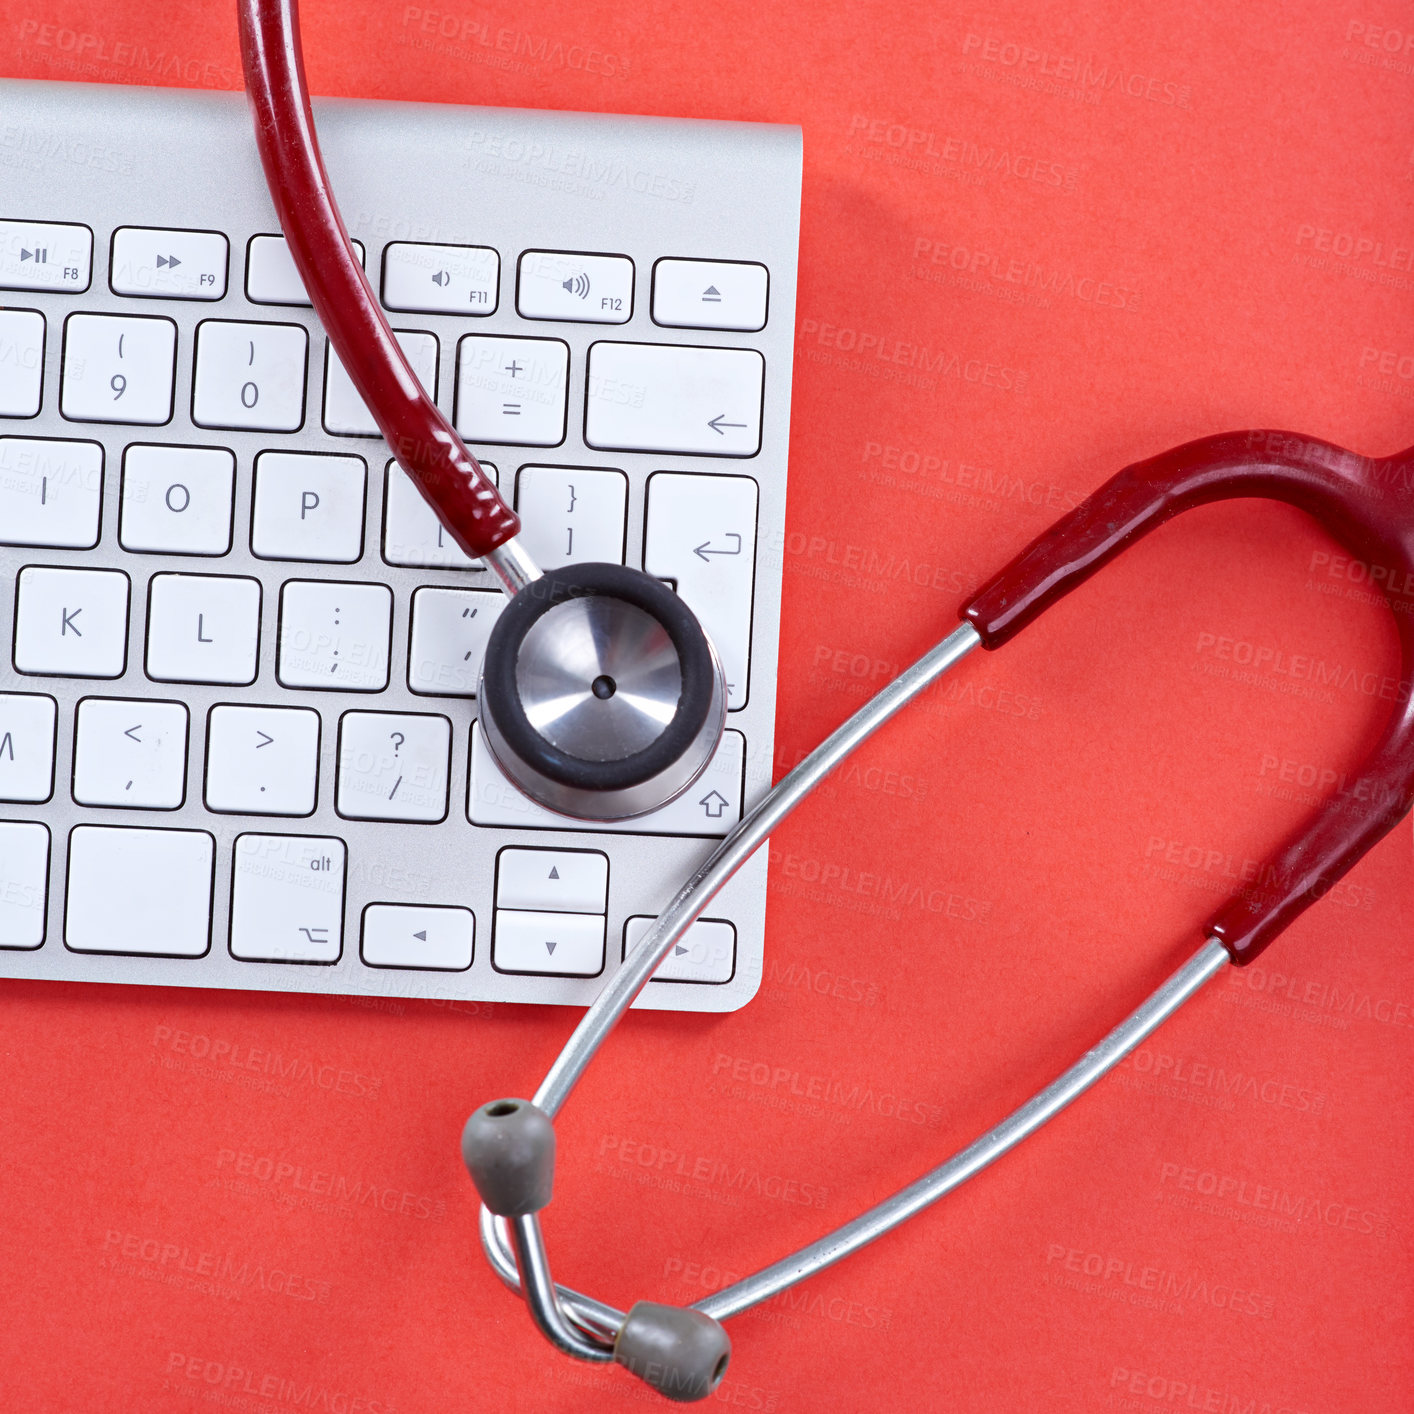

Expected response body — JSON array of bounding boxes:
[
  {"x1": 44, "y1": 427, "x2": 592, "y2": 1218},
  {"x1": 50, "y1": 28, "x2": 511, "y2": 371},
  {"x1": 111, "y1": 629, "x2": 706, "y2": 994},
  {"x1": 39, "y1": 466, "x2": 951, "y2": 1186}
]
[{"x1": 482, "y1": 563, "x2": 715, "y2": 792}]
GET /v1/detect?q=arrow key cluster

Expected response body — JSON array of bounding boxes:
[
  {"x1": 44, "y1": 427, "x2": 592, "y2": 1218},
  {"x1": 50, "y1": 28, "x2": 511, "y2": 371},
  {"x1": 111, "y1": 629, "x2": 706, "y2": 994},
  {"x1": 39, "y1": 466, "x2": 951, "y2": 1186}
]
[{"x1": 492, "y1": 846, "x2": 609, "y2": 977}]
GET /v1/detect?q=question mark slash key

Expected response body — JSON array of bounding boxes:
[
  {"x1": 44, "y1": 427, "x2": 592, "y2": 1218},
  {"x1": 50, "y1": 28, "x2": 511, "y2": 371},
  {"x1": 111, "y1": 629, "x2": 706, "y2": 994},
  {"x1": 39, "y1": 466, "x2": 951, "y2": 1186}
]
[{"x1": 335, "y1": 710, "x2": 452, "y2": 822}]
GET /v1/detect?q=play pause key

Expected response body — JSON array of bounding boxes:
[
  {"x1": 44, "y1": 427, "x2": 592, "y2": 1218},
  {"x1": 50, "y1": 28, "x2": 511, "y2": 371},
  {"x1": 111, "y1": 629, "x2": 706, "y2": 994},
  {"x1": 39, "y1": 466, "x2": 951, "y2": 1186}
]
[{"x1": 361, "y1": 903, "x2": 474, "y2": 972}]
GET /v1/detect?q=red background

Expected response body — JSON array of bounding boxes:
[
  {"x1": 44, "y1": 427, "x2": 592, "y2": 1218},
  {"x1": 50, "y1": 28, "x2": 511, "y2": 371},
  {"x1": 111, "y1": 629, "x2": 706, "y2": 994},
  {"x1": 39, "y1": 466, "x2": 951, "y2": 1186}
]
[{"x1": 2, "y1": 1, "x2": 1412, "y2": 1410}]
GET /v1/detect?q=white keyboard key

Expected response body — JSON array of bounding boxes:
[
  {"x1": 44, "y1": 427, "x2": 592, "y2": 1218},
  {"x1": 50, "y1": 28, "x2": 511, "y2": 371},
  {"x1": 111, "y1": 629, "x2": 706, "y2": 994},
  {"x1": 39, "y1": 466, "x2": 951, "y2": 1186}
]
[
  {"x1": 0, "y1": 693, "x2": 56, "y2": 802},
  {"x1": 383, "y1": 459, "x2": 497, "y2": 570},
  {"x1": 110, "y1": 226, "x2": 228, "y2": 300},
  {"x1": 515, "y1": 465, "x2": 627, "y2": 570},
  {"x1": 251, "y1": 451, "x2": 367, "y2": 562},
  {"x1": 205, "y1": 704, "x2": 320, "y2": 816},
  {"x1": 585, "y1": 342, "x2": 763, "y2": 456},
  {"x1": 229, "y1": 833, "x2": 345, "y2": 963},
  {"x1": 455, "y1": 335, "x2": 568, "y2": 447},
  {"x1": 496, "y1": 848, "x2": 608, "y2": 914},
  {"x1": 0, "y1": 219, "x2": 91, "y2": 293},
  {"x1": 517, "y1": 250, "x2": 633, "y2": 324},
  {"x1": 146, "y1": 573, "x2": 261, "y2": 685},
  {"x1": 0, "y1": 821, "x2": 47, "y2": 949},
  {"x1": 72, "y1": 697, "x2": 188, "y2": 810},
  {"x1": 382, "y1": 241, "x2": 498, "y2": 315},
  {"x1": 192, "y1": 320, "x2": 308, "y2": 432},
  {"x1": 0, "y1": 437, "x2": 102, "y2": 548},
  {"x1": 324, "y1": 331, "x2": 438, "y2": 437},
  {"x1": 626, "y1": 915, "x2": 736, "y2": 984},
  {"x1": 653, "y1": 259, "x2": 768, "y2": 332},
  {"x1": 246, "y1": 233, "x2": 365, "y2": 306},
  {"x1": 61, "y1": 313, "x2": 176, "y2": 425},
  {"x1": 14, "y1": 566, "x2": 128, "y2": 679},
  {"x1": 119, "y1": 444, "x2": 234, "y2": 556},
  {"x1": 0, "y1": 309, "x2": 44, "y2": 416},
  {"x1": 336, "y1": 710, "x2": 451, "y2": 822},
  {"x1": 493, "y1": 909, "x2": 604, "y2": 976},
  {"x1": 362, "y1": 903, "x2": 474, "y2": 971},
  {"x1": 470, "y1": 724, "x2": 745, "y2": 836},
  {"x1": 408, "y1": 587, "x2": 504, "y2": 696},
  {"x1": 278, "y1": 580, "x2": 391, "y2": 691},
  {"x1": 645, "y1": 472, "x2": 758, "y2": 709},
  {"x1": 65, "y1": 824, "x2": 213, "y2": 957}
]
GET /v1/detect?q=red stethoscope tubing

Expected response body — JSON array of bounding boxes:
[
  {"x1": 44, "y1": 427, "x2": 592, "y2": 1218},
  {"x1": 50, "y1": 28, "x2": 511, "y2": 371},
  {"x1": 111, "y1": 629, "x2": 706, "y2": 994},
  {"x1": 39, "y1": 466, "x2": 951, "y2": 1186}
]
[{"x1": 236, "y1": 0, "x2": 520, "y2": 561}]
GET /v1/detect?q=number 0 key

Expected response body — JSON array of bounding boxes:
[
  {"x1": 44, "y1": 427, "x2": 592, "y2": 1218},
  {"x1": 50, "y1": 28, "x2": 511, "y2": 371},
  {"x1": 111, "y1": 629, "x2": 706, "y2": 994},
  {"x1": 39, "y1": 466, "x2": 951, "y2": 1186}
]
[{"x1": 192, "y1": 319, "x2": 308, "y2": 432}]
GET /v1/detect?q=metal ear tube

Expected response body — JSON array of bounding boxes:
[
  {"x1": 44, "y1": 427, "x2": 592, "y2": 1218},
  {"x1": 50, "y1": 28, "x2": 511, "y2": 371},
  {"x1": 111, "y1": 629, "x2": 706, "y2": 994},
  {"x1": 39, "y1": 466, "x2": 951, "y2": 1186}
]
[{"x1": 464, "y1": 430, "x2": 1414, "y2": 1399}]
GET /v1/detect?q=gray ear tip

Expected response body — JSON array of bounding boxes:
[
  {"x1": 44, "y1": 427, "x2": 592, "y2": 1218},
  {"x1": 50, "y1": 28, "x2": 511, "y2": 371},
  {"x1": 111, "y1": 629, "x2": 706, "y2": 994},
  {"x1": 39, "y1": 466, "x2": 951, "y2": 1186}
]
[
  {"x1": 461, "y1": 1098, "x2": 556, "y2": 1216},
  {"x1": 613, "y1": 1301, "x2": 731, "y2": 1403}
]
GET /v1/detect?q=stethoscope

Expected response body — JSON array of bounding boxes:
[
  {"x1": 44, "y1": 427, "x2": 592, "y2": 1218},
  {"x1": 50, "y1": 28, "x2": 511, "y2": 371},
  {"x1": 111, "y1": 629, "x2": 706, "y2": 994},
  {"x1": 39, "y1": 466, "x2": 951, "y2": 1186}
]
[{"x1": 241, "y1": 0, "x2": 1414, "y2": 1401}]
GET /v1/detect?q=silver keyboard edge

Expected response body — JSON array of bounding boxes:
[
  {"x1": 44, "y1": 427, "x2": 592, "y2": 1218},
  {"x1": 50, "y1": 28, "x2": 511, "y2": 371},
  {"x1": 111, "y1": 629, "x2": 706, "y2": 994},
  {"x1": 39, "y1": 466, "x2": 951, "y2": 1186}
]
[{"x1": 0, "y1": 79, "x2": 801, "y2": 1013}]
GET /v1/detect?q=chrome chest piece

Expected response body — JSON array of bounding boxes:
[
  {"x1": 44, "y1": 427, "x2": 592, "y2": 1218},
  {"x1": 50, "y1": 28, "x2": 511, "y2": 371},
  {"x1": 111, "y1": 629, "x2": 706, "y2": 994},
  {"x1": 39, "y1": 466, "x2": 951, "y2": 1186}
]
[{"x1": 477, "y1": 561, "x2": 728, "y2": 821}]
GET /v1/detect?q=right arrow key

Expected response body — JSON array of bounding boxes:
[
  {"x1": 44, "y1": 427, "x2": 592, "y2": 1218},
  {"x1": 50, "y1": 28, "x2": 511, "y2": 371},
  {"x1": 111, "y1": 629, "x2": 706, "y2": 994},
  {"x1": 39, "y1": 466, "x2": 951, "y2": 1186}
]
[{"x1": 624, "y1": 916, "x2": 737, "y2": 985}]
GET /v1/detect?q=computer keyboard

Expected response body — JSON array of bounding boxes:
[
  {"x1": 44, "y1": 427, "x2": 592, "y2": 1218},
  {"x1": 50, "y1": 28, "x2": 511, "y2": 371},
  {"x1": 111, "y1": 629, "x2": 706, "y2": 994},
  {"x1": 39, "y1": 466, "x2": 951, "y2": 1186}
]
[{"x1": 0, "y1": 79, "x2": 800, "y2": 1013}]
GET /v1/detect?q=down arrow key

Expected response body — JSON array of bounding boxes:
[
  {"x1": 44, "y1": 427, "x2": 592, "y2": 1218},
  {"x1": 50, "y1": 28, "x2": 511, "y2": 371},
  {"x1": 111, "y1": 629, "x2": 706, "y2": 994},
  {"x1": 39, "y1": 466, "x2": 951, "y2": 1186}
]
[{"x1": 493, "y1": 909, "x2": 603, "y2": 976}]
